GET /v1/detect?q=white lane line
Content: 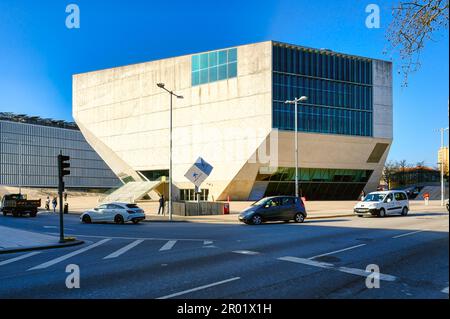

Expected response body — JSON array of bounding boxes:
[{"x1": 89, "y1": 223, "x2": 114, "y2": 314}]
[
  {"x1": 278, "y1": 256, "x2": 334, "y2": 269},
  {"x1": 278, "y1": 256, "x2": 397, "y2": 282},
  {"x1": 159, "y1": 240, "x2": 177, "y2": 251},
  {"x1": 441, "y1": 287, "x2": 449, "y2": 294},
  {"x1": 203, "y1": 240, "x2": 213, "y2": 245},
  {"x1": 308, "y1": 244, "x2": 367, "y2": 260},
  {"x1": 0, "y1": 251, "x2": 41, "y2": 266},
  {"x1": 44, "y1": 233, "x2": 208, "y2": 242},
  {"x1": 103, "y1": 240, "x2": 144, "y2": 259},
  {"x1": 28, "y1": 239, "x2": 111, "y2": 271},
  {"x1": 392, "y1": 230, "x2": 427, "y2": 239},
  {"x1": 157, "y1": 277, "x2": 241, "y2": 299},
  {"x1": 232, "y1": 250, "x2": 260, "y2": 255},
  {"x1": 337, "y1": 266, "x2": 397, "y2": 281}
]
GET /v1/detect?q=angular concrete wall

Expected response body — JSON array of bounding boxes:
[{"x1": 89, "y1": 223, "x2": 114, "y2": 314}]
[{"x1": 73, "y1": 41, "x2": 273, "y2": 200}]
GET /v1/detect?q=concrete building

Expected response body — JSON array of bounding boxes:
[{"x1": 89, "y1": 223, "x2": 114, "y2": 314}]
[
  {"x1": 0, "y1": 113, "x2": 120, "y2": 189},
  {"x1": 73, "y1": 41, "x2": 393, "y2": 201}
]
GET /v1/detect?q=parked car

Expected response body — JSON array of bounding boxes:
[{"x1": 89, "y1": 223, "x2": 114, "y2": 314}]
[
  {"x1": 1, "y1": 194, "x2": 41, "y2": 217},
  {"x1": 80, "y1": 202, "x2": 145, "y2": 224},
  {"x1": 354, "y1": 190, "x2": 409, "y2": 217},
  {"x1": 238, "y1": 196, "x2": 307, "y2": 225}
]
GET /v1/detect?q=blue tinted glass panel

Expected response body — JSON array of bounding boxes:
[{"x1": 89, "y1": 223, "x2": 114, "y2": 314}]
[
  {"x1": 218, "y1": 64, "x2": 227, "y2": 80},
  {"x1": 200, "y1": 54, "x2": 209, "y2": 69},
  {"x1": 192, "y1": 48, "x2": 238, "y2": 86},
  {"x1": 272, "y1": 44, "x2": 373, "y2": 137},
  {"x1": 218, "y1": 50, "x2": 227, "y2": 64},
  {"x1": 192, "y1": 71, "x2": 200, "y2": 86},
  {"x1": 228, "y1": 48, "x2": 237, "y2": 62},
  {"x1": 209, "y1": 66, "x2": 218, "y2": 82},
  {"x1": 200, "y1": 69, "x2": 208, "y2": 84},
  {"x1": 228, "y1": 62, "x2": 237, "y2": 78},
  {"x1": 192, "y1": 56, "x2": 199, "y2": 71},
  {"x1": 209, "y1": 52, "x2": 217, "y2": 67}
]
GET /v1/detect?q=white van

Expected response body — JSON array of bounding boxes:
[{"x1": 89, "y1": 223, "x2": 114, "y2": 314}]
[{"x1": 354, "y1": 190, "x2": 409, "y2": 217}]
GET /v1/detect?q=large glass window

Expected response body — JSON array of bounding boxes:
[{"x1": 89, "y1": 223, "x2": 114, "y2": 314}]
[
  {"x1": 272, "y1": 44, "x2": 373, "y2": 137},
  {"x1": 192, "y1": 48, "x2": 237, "y2": 86}
]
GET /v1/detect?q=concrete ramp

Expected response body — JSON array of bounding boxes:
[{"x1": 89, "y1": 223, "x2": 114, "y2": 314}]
[
  {"x1": 416, "y1": 185, "x2": 449, "y2": 200},
  {"x1": 102, "y1": 181, "x2": 162, "y2": 203}
]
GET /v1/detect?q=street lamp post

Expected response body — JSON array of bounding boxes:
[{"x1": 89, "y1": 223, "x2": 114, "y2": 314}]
[
  {"x1": 437, "y1": 127, "x2": 449, "y2": 206},
  {"x1": 157, "y1": 83, "x2": 183, "y2": 221},
  {"x1": 285, "y1": 96, "x2": 308, "y2": 198}
]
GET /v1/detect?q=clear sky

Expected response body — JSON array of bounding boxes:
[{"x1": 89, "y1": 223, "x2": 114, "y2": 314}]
[{"x1": 0, "y1": 0, "x2": 448, "y2": 167}]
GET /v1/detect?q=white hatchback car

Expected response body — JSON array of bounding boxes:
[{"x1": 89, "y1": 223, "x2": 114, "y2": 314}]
[
  {"x1": 354, "y1": 191, "x2": 409, "y2": 217},
  {"x1": 81, "y1": 202, "x2": 146, "y2": 224}
]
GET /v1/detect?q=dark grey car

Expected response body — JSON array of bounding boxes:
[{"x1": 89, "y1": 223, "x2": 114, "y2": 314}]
[{"x1": 238, "y1": 196, "x2": 307, "y2": 225}]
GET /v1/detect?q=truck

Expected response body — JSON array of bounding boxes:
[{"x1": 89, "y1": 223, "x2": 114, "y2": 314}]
[{"x1": 0, "y1": 194, "x2": 41, "y2": 217}]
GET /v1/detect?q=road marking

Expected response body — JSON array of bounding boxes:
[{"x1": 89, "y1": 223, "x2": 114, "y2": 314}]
[
  {"x1": 308, "y1": 244, "x2": 367, "y2": 260},
  {"x1": 103, "y1": 240, "x2": 144, "y2": 259},
  {"x1": 157, "y1": 277, "x2": 241, "y2": 299},
  {"x1": 392, "y1": 230, "x2": 427, "y2": 239},
  {"x1": 45, "y1": 233, "x2": 209, "y2": 242},
  {"x1": 203, "y1": 240, "x2": 213, "y2": 245},
  {"x1": 232, "y1": 250, "x2": 260, "y2": 255},
  {"x1": 28, "y1": 239, "x2": 111, "y2": 271},
  {"x1": 159, "y1": 240, "x2": 177, "y2": 251},
  {"x1": 0, "y1": 251, "x2": 41, "y2": 266},
  {"x1": 442, "y1": 287, "x2": 449, "y2": 294},
  {"x1": 278, "y1": 256, "x2": 397, "y2": 281}
]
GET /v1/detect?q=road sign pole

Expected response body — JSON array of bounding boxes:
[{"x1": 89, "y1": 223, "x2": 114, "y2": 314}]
[{"x1": 58, "y1": 150, "x2": 64, "y2": 243}]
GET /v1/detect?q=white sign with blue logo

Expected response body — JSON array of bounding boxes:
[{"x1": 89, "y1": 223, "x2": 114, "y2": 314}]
[{"x1": 184, "y1": 157, "x2": 213, "y2": 188}]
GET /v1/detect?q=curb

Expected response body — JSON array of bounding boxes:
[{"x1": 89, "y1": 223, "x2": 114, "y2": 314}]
[
  {"x1": 142, "y1": 219, "x2": 187, "y2": 223},
  {"x1": 0, "y1": 239, "x2": 85, "y2": 255}
]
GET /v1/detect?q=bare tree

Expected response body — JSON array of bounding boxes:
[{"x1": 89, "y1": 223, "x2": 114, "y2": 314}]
[
  {"x1": 383, "y1": 160, "x2": 399, "y2": 189},
  {"x1": 387, "y1": 0, "x2": 449, "y2": 86}
]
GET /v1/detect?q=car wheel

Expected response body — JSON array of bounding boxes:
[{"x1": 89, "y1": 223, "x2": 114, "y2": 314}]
[
  {"x1": 401, "y1": 207, "x2": 408, "y2": 216},
  {"x1": 2, "y1": 211, "x2": 7, "y2": 216},
  {"x1": 114, "y1": 215, "x2": 125, "y2": 225},
  {"x1": 379, "y1": 208, "x2": 386, "y2": 218},
  {"x1": 357, "y1": 215, "x2": 363, "y2": 218},
  {"x1": 294, "y1": 213, "x2": 305, "y2": 223},
  {"x1": 82, "y1": 215, "x2": 92, "y2": 224},
  {"x1": 251, "y1": 214, "x2": 262, "y2": 225}
]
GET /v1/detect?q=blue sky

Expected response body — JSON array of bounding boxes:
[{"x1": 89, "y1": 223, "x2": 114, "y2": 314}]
[{"x1": 0, "y1": 0, "x2": 448, "y2": 167}]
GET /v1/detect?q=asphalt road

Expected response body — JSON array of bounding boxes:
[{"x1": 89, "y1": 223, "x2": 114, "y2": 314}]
[{"x1": 0, "y1": 210, "x2": 448, "y2": 299}]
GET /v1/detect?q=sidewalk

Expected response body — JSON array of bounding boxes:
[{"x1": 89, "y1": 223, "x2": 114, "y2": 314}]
[{"x1": 0, "y1": 225, "x2": 84, "y2": 254}]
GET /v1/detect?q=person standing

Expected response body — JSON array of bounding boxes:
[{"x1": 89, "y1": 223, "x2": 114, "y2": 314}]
[
  {"x1": 52, "y1": 197, "x2": 57, "y2": 213},
  {"x1": 63, "y1": 192, "x2": 67, "y2": 202},
  {"x1": 158, "y1": 195, "x2": 165, "y2": 215}
]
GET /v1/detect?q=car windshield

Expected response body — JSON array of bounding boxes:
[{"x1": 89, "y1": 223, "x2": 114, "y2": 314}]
[
  {"x1": 251, "y1": 198, "x2": 269, "y2": 206},
  {"x1": 363, "y1": 193, "x2": 386, "y2": 202}
]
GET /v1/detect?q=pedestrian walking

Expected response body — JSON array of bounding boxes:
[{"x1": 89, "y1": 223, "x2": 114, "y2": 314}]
[
  {"x1": 158, "y1": 195, "x2": 165, "y2": 215},
  {"x1": 45, "y1": 196, "x2": 50, "y2": 210},
  {"x1": 52, "y1": 197, "x2": 57, "y2": 213},
  {"x1": 63, "y1": 192, "x2": 67, "y2": 202}
]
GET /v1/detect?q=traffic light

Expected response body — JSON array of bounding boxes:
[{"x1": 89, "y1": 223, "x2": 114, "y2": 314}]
[{"x1": 58, "y1": 154, "x2": 70, "y2": 178}]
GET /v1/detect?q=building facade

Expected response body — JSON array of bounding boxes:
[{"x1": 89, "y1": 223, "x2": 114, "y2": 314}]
[
  {"x1": 73, "y1": 41, "x2": 393, "y2": 201},
  {"x1": 0, "y1": 113, "x2": 120, "y2": 189}
]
